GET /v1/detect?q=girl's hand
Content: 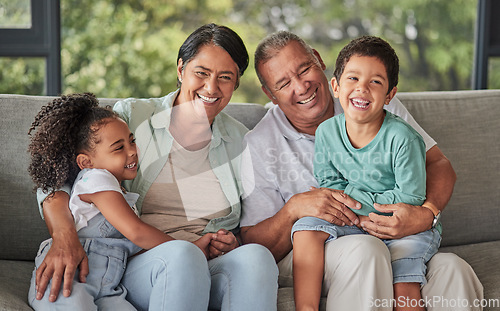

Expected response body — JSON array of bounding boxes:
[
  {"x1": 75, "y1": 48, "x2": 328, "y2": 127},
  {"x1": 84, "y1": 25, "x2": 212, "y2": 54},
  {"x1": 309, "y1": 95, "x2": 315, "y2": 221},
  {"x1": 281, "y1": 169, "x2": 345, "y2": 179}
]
[
  {"x1": 209, "y1": 229, "x2": 239, "y2": 258},
  {"x1": 193, "y1": 233, "x2": 213, "y2": 259}
]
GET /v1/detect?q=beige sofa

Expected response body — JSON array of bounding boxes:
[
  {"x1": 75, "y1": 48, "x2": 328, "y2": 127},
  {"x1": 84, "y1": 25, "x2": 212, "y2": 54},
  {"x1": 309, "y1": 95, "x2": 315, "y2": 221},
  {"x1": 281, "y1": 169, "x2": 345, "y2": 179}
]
[{"x1": 1, "y1": 90, "x2": 499, "y2": 310}]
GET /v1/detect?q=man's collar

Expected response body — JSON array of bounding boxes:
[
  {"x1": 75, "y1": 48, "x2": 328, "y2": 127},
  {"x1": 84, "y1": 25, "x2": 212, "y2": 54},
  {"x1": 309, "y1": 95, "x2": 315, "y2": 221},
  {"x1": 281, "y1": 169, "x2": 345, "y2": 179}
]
[{"x1": 271, "y1": 105, "x2": 315, "y2": 141}]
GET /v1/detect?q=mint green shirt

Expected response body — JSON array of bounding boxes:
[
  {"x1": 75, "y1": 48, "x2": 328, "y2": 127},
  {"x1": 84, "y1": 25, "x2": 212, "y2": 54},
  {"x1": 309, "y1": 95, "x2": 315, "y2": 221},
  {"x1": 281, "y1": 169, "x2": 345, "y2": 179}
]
[
  {"x1": 38, "y1": 90, "x2": 248, "y2": 234},
  {"x1": 314, "y1": 112, "x2": 426, "y2": 216}
]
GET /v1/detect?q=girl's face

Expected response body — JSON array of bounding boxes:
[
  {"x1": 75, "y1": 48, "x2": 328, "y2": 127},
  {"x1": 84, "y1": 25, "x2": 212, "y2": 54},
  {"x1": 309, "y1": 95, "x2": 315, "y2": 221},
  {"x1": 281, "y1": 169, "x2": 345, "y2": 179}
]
[
  {"x1": 176, "y1": 44, "x2": 239, "y2": 124},
  {"x1": 80, "y1": 118, "x2": 138, "y2": 183}
]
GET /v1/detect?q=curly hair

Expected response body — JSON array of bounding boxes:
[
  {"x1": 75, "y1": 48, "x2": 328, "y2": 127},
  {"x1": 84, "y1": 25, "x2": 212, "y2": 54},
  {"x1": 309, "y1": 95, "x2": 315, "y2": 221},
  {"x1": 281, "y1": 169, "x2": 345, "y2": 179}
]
[{"x1": 28, "y1": 93, "x2": 118, "y2": 194}]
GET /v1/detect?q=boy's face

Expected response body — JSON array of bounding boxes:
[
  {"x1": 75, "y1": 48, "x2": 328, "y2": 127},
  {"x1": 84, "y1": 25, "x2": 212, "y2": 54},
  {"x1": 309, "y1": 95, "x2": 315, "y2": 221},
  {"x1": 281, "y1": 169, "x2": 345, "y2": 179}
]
[{"x1": 332, "y1": 55, "x2": 397, "y2": 125}]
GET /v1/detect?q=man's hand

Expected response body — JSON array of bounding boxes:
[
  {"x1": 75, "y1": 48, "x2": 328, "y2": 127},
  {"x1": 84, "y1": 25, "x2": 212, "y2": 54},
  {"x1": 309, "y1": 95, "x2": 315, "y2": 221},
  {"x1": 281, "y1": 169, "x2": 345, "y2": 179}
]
[
  {"x1": 288, "y1": 187, "x2": 361, "y2": 226},
  {"x1": 35, "y1": 231, "x2": 88, "y2": 302},
  {"x1": 360, "y1": 203, "x2": 434, "y2": 239},
  {"x1": 209, "y1": 229, "x2": 239, "y2": 258}
]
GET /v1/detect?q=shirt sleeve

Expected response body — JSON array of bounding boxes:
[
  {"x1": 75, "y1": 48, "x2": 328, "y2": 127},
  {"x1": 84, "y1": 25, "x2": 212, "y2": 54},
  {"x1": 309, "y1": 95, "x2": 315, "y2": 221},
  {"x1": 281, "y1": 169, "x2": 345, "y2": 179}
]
[
  {"x1": 70, "y1": 169, "x2": 125, "y2": 231},
  {"x1": 240, "y1": 137, "x2": 285, "y2": 227},
  {"x1": 36, "y1": 184, "x2": 72, "y2": 219},
  {"x1": 386, "y1": 96, "x2": 436, "y2": 151},
  {"x1": 72, "y1": 169, "x2": 122, "y2": 196}
]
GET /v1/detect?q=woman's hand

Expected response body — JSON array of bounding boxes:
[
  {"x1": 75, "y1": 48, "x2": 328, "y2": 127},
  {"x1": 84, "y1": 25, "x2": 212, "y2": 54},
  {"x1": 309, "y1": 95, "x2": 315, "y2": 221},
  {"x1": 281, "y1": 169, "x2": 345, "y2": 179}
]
[
  {"x1": 37, "y1": 191, "x2": 88, "y2": 302},
  {"x1": 35, "y1": 232, "x2": 88, "y2": 302},
  {"x1": 193, "y1": 233, "x2": 214, "y2": 259},
  {"x1": 209, "y1": 229, "x2": 239, "y2": 258}
]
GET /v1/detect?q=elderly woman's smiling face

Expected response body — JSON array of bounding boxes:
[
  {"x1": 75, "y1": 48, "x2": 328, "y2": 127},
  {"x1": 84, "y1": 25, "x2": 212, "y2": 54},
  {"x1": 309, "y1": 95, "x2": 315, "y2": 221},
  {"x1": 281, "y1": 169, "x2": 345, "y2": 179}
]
[{"x1": 176, "y1": 44, "x2": 239, "y2": 125}]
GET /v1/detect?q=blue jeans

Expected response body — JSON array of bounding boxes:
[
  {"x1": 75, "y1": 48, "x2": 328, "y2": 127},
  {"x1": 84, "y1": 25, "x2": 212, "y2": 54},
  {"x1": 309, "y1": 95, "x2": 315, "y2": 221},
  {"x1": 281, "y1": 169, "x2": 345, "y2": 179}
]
[
  {"x1": 29, "y1": 213, "x2": 278, "y2": 310},
  {"x1": 28, "y1": 214, "x2": 209, "y2": 311},
  {"x1": 292, "y1": 216, "x2": 441, "y2": 285},
  {"x1": 122, "y1": 242, "x2": 278, "y2": 311},
  {"x1": 207, "y1": 243, "x2": 278, "y2": 311}
]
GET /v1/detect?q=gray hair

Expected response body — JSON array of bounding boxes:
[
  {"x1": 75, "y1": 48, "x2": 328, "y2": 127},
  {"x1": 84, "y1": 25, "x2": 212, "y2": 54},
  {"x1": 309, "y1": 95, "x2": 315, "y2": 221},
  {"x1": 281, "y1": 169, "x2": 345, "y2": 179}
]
[{"x1": 254, "y1": 31, "x2": 315, "y2": 89}]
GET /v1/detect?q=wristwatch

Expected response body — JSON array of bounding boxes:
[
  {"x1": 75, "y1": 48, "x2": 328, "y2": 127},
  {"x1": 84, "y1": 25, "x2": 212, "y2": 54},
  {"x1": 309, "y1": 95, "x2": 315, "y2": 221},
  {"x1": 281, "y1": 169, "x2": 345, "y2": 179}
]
[{"x1": 422, "y1": 202, "x2": 441, "y2": 228}]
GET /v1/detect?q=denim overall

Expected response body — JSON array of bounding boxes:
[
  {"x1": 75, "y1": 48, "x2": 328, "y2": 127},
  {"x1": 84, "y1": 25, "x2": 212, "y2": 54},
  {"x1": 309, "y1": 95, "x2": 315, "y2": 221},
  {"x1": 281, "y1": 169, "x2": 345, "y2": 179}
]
[{"x1": 29, "y1": 212, "x2": 142, "y2": 310}]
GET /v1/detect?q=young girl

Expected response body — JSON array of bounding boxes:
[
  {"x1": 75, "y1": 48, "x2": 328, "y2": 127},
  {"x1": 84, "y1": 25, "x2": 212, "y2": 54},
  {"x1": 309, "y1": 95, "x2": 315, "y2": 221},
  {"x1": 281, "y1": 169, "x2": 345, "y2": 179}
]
[{"x1": 27, "y1": 93, "x2": 179, "y2": 310}]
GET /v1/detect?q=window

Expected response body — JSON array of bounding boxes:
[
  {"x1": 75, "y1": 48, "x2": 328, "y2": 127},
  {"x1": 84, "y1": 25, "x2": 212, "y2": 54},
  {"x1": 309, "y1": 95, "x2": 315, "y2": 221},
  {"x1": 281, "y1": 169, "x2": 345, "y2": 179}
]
[
  {"x1": 0, "y1": 0, "x2": 32, "y2": 28},
  {"x1": 1, "y1": 1, "x2": 496, "y2": 101},
  {"x1": 0, "y1": 0, "x2": 60, "y2": 95}
]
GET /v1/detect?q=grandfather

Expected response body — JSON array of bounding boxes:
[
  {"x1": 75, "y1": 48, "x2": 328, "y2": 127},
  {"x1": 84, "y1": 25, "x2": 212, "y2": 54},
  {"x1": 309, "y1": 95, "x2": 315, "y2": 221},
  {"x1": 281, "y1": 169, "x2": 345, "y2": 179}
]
[{"x1": 240, "y1": 31, "x2": 483, "y2": 310}]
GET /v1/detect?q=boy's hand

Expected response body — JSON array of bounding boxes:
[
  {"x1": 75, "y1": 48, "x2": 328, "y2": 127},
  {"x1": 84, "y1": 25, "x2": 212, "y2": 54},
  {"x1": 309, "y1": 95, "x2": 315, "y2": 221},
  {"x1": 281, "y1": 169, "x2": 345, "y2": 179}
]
[{"x1": 209, "y1": 229, "x2": 238, "y2": 258}]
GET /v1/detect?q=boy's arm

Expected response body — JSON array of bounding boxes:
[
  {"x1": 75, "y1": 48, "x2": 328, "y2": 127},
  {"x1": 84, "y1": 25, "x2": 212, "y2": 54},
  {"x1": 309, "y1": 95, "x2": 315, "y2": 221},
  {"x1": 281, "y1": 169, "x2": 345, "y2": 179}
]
[
  {"x1": 345, "y1": 137, "x2": 427, "y2": 215},
  {"x1": 36, "y1": 191, "x2": 88, "y2": 302},
  {"x1": 360, "y1": 145, "x2": 454, "y2": 239},
  {"x1": 314, "y1": 131, "x2": 349, "y2": 191}
]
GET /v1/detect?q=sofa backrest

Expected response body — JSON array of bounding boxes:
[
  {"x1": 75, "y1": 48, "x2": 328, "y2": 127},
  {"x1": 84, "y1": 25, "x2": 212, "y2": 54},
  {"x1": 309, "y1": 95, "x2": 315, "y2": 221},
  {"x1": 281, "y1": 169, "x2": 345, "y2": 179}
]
[
  {"x1": 1, "y1": 90, "x2": 499, "y2": 260},
  {"x1": 398, "y1": 90, "x2": 500, "y2": 247},
  {"x1": 0, "y1": 94, "x2": 266, "y2": 261}
]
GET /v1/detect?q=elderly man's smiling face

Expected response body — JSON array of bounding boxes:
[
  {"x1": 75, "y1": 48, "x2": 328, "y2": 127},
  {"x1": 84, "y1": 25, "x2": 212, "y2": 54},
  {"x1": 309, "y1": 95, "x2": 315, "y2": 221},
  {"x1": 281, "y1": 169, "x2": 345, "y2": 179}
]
[{"x1": 258, "y1": 40, "x2": 335, "y2": 135}]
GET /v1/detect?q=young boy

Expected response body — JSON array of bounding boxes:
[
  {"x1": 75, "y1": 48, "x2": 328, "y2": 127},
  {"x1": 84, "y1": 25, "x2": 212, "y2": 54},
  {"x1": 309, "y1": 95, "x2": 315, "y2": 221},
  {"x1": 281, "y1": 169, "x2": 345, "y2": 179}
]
[{"x1": 291, "y1": 36, "x2": 442, "y2": 311}]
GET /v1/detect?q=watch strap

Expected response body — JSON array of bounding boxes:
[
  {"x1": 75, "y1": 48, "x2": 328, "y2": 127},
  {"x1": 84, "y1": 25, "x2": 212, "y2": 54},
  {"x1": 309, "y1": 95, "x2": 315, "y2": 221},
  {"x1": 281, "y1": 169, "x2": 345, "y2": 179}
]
[{"x1": 422, "y1": 202, "x2": 440, "y2": 217}]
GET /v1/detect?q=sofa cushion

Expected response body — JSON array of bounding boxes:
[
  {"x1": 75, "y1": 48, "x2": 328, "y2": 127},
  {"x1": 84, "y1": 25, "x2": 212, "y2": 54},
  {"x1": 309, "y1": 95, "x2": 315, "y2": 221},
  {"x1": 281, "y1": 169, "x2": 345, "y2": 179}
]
[
  {"x1": 398, "y1": 90, "x2": 500, "y2": 247},
  {"x1": 441, "y1": 241, "x2": 500, "y2": 306},
  {"x1": 0, "y1": 260, "x2": 34, "y2": 311},
  {"x1": 0, "y1": 95, "x2": 53, "y2": 260}
]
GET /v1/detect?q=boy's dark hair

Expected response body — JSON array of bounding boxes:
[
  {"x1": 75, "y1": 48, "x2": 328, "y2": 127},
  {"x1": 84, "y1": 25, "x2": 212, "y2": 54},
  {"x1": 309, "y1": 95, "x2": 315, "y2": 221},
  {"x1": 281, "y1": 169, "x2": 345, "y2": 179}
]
[
  {"x1": 28, "y1": 93, "x2": 118, "y2": 193},
  {"x1": 333, "y1": 36, "x2": 399, "y2": 93}
]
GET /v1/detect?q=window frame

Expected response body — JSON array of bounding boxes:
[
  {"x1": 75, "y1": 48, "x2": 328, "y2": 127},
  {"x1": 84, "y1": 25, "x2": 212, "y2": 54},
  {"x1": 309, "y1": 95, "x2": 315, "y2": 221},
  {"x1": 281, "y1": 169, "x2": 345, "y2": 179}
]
[
  {"x1": 473, "y1": 0, "x2": 500, "y2": 89},
  {"x1": 0, "y1": 0, "x2": 61, "y2": 95}
]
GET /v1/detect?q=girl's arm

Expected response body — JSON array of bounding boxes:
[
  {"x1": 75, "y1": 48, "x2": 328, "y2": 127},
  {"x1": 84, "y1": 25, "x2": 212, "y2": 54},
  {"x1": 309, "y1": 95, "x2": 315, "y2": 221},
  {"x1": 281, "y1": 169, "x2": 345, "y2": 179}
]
[
  {"x1": 37, "y1": 191, "x2": 88, "y2": 302},
  {"x1": 79, "y1": 191, "x2": 174, "y2": 250}
]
